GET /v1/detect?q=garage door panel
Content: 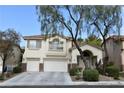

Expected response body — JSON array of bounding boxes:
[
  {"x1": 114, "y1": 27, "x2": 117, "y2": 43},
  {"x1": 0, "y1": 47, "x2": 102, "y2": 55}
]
[
  {"x1": 44, "y1": 60, "x2": 67, "y2": 72},
  {"x1": 27, "y1": 61, "x2": 39, "y2": 72}
]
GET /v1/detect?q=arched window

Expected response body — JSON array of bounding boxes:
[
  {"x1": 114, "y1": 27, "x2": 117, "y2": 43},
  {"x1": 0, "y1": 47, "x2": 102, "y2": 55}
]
[{"x1": 49, "y1": 38, "x2": 63, "y2": 51}]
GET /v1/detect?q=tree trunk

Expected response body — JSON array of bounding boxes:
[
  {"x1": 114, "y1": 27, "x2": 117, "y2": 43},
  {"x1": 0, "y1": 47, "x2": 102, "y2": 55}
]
[
  {"x1": 1, "y1": 55, "x2": 6, "y2": 77},
  {"x1": 103, "y1": 38, "x2": 109, "y2": 73},
  {"x1": 72, "y1": 39, "x2": 89, "y2": 69}
]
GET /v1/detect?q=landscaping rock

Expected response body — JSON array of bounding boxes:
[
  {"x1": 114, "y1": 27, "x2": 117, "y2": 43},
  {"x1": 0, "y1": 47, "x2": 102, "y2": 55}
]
[{"x1": 99, "y1": 75, "x2": 114, "y2": 81}]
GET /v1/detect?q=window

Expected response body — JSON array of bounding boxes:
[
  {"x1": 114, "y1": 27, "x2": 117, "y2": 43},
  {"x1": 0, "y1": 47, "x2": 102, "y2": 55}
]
[
  {"x1": 49, "y1": 39, "x2": 63, "y2": 51},
  {"x1": 28, "y1": 40, "x2": 41, "y2": 49},
  {"x1": 36, "y1": 40, "x2": 41, "y2": 48}
]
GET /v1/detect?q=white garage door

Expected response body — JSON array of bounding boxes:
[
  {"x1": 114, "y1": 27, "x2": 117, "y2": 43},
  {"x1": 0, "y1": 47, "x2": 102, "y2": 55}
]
[
  {"x1": 44, "y1": 59, "x2": 68, "y2": 72},
  {"x1": 27, "y1": 58, "x2": 40, "y2": 72}
]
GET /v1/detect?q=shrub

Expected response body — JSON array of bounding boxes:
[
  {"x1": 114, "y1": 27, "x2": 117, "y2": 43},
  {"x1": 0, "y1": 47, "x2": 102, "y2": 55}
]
[
  {"x1": 78, "y1": 67, "x2": 82, "y2": 72},
  {"x1": 69, "y1": 67, "x2": 81, "y2": 76},
  {"x1": 106, "y1": 62, "x2": 114, "y2": 67},
  {"x1": 105, "y1": 65, "x2": 119, "y2": 79},
  {"x1": 97, "y1": 67, "x2": 104, "y2": 75},
  {"x1": 83, "y1": 69, "x2": 99, "y2": 81},
  {"x1": 0, "y1": 75, "x2": 4, "y2": 80},
  {"x1": 75, "y1": 73, "x2": 81, "y2": 80},
  {"x1": 13, "y1": 66, "x2": 22, "y2": 73}
]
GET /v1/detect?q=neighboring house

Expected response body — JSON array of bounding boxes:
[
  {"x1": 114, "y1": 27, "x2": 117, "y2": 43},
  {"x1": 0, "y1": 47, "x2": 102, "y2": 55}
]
[
  {"x1": 22, "y1": 34, "x2": 103, "y2": 72},
  {"x1": 0, "y1": 45, "x2": 22, "y2": 73},
  {"x1": 105, "y1": 35, "x2": 124, "y2": 71}
]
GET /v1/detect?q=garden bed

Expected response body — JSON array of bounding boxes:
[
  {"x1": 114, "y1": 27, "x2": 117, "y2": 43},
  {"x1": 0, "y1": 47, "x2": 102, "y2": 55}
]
[
  {"x1": 71, "y1": 75, "x2": 113, "y2": 81},
  {"x1": 71, "y1": 75, "x2": 124, "y2": 81},
  {"x1": 99, "y1": 75, "x2": 114, "y2": 81}
]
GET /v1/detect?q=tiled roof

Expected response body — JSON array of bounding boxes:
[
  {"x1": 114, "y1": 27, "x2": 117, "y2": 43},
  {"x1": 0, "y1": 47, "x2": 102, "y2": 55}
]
[
  {"x1": 71, "y1": 42, "x2": 103, "y2": 50},
  {"x1": 23, "y1": 35, "x2": 45, "y2": 40},
  {"x1": 106, "y1": 35, "x2": 124, "y2": 41},
  {"x1": 23, "y1": 34, "x2": 72, "y2": 40}
]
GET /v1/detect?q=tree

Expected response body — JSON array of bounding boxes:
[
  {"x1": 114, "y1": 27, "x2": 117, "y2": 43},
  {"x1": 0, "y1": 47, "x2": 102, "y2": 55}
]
[
  {"x1": 85, "y1": 34, "x2": 102, "y2": 47},
  {"x1": 36, "y1": 5, "x2": 90, "y2": 68},
  {"x1": 0, "y1": 29, "x2": 21, "y2": 76},
  {"x1": 77, "y1": 37, "x2": 84, "y2": 46},
  {"x1": 86, "y1": 6, "x2": 122, "y2": 72}
]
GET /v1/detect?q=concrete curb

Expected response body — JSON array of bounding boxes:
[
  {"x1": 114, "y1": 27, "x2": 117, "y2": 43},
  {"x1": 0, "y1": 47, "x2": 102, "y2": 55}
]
[
  {"x1": 1, "y1": 81, "x2": 124, "y2": 88},
  {"x1": 72, "y1": 81, "x2": 124, "y2": 85},
  {"x1": 0, "y1": 85, "x2": 124, "y2": 88}
]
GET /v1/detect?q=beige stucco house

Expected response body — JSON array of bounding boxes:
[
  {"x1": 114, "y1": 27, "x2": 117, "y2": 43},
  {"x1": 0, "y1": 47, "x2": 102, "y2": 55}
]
[
  {"x1": 22, "y1": 34, "x2": 103, "y2": 72},
  {"x1": 105, "y1": 35, "x2": 124, "y2": 71}
]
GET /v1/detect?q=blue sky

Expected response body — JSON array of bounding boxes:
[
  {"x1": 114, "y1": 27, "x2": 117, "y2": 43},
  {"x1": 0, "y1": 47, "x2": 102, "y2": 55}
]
[
  {"x1": 0, "y1": 5, "x2": 124, "y2": 47},
  {"x1": 0, "y1": 5, "x2": 41, "y2": 47}
]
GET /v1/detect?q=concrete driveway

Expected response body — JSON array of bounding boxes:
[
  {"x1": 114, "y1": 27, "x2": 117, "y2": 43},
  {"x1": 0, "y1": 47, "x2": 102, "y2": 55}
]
[{"x1": 0, "y1": 72, "x2": 72, "y2": 86}]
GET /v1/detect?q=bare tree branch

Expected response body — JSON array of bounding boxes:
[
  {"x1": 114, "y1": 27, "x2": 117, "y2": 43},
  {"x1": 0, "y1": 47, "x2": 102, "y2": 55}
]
[
  {"x1": 93, "y1": 22, "x2": 104, "y2": 38},
  {"x1": 75, "y1": 7, "x2": 84, "y2": 40},
  {"x1": 66, "y1": 6, "x2": 77, "y2": 25}
]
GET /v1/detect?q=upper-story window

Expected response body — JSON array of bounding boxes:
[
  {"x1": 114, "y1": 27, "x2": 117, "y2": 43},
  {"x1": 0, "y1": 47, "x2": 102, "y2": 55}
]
[
  {"x1": 27, "y1": 40, "x2": 41, "y2": 49},
  {"x1": 49, "y1": 39, "x2": 63, "y2": 51}
]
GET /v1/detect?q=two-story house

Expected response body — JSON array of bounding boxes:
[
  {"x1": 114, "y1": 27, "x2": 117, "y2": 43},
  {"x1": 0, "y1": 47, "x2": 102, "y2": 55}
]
[
  {"x1": 22, "y1": 34, "x2": 103, "y2": 72},
  {"x1": 105, "y1": 35, "x2": 124, "y2": 71},
  {"x1": 22, "y1": 35, "x2": 72, "y2": 72}
]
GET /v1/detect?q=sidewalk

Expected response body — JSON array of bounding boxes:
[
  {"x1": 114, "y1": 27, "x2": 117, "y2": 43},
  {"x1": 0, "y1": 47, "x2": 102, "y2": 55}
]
[
  {"x1": 72, "y1": 81, "x2": 124, "y2": 85},
  {"x1": 0, "y1": 80, "x2": 124, "y2": 88}
]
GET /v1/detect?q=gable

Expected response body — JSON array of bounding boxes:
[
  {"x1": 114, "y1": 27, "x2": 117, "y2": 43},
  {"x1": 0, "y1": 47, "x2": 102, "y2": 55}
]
[
  {"x1": 72, "y1": 43, "x2": 102, "y2": 51},
  {"x1": 46, "y1": 35, "x2": 66, "y2": 42},
  {"x1": 82, "y1": 44, "x2": 102, "y2": 50},
  {"x1": 80, "y1": 44, "x2": 102, "y2": 52},
  {"x1": 72, "y1": 44, "x2": 103, "y2": 56}
]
